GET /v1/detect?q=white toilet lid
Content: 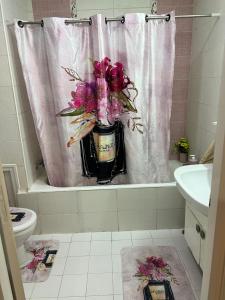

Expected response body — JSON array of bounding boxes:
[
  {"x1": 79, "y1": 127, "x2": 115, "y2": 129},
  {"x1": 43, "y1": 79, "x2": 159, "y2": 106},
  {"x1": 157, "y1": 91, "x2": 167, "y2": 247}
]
[{"x1": 10, "y1": 207, "x2": 37, "y2": 233}]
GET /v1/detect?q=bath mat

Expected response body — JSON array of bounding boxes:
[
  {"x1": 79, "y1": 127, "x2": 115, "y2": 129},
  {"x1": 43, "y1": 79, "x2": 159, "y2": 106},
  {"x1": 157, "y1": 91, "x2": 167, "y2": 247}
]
[
  {"x1": 21, "y1": 240, "x2": 59, "y2": 283},
  {"x1": 121, "y1": 246, "x2": 196, "y2": 300}
]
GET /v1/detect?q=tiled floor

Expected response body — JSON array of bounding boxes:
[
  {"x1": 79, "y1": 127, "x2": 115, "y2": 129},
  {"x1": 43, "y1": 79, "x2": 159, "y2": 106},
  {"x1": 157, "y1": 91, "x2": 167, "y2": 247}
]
[{"x1": 24, "y1": 229, "x2": 202, "y2": 300}]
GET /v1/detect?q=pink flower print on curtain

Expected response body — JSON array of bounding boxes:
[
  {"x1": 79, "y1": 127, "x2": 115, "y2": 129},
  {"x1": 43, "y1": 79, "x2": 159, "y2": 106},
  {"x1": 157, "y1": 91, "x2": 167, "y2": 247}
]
[
  {"x1": 93, "y1": 57, "x2": 110, "y2": 125},
  {"x1": 96, "y1": 77, "x2": 109, "y2": 125},
  {"x1": 68, "y1": 82, "x2": 97, "y2": 113}
]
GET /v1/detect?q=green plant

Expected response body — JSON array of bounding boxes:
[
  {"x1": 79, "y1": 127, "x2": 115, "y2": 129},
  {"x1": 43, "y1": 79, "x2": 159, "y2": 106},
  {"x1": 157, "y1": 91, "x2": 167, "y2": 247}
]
[{"x1": 174, "y1": 137, "x2": 190, "y2": 154}]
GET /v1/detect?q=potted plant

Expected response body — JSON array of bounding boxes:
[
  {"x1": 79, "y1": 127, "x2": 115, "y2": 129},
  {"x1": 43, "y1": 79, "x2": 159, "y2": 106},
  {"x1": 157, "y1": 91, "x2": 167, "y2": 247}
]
[{"x1": 174, "y1": 137, "x2": 190, "y2": 163}]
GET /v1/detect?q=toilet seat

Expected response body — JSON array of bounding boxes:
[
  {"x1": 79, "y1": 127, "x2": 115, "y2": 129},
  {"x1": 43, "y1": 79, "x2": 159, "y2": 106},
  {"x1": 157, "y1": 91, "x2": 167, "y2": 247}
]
[{"x1": 10, "y1": 207, "x2": 37, "y2": 233}]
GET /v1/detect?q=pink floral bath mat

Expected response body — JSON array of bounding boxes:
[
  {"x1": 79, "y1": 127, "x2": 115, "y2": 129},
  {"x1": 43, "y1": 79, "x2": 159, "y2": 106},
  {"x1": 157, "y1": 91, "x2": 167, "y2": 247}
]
[
  {"x1": 21, "y1": 240, "x2": 59, "y2": 283},
  {"x1": 121, "y1": 246, "x2": 197, "y2": 300}
]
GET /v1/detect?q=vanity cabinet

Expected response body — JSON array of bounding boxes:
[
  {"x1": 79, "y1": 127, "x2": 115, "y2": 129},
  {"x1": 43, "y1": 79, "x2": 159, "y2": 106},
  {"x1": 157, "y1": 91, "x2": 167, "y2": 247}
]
[{"x1": 184, "y1": 203, "x2": 208, "y2": 270}]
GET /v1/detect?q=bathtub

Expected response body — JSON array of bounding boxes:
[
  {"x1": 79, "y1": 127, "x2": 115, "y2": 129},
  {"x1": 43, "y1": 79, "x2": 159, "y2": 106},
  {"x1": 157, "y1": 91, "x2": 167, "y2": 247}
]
[{"x1": 17, "y1": 160, "x2": 185, "y2": 234}]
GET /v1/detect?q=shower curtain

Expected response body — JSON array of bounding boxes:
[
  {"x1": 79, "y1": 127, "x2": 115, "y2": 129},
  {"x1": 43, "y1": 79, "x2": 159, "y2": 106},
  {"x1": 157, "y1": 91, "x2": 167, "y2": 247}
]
[{"x1": 15, "y1": 13, "x2": 176, "y2": 187}]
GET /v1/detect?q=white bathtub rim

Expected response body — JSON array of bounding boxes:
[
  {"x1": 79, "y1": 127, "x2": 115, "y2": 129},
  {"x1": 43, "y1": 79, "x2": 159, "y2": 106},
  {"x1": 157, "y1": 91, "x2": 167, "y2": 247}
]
[{"x1": 25, "y1": 175, "x2": 176, "y2": 194}]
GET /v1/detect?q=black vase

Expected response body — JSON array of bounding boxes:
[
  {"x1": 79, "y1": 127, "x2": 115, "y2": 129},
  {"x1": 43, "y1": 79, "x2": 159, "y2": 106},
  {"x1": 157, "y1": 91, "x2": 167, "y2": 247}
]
[{"x1": 80, "y1": 121, "x2": 126, "y2": 184}]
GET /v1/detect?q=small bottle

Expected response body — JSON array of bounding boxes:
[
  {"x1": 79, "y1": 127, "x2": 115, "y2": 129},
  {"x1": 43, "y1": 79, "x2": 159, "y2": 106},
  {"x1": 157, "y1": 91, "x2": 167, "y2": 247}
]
[{"x1": 188, "y1": 154, "x2": 198, "y2": 164}]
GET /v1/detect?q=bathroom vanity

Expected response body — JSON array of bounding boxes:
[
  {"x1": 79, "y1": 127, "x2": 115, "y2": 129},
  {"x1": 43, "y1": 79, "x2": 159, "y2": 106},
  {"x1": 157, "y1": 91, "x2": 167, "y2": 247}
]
[
  {"x1": 174, "y1": 164, "x2": 211, "y2": 270},
  {"x1": 184, "y1": 202, "x2": 208, "y2": 270}
]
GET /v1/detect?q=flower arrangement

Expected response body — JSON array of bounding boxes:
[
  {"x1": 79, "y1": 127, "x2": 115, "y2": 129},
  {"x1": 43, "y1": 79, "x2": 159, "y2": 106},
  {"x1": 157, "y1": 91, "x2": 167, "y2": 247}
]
[
  {"x1": 57, "y1": 57, "x2": 143, "y2": 147},
  {"x1": 135, "y1": 256, "x2": 178, "y2": 289},
  {"x1": 174, "y1": 137, "x2": 190, "y2": 154}
]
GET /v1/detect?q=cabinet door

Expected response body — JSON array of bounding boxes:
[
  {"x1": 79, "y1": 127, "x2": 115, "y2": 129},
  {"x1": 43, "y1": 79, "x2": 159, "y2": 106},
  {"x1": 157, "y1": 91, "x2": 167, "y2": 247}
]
[
  {"x1": 200, "y1": 230, "x2": 206, "y2": 270},
  {"x1": 184, "y1": 205, "x2": 201, "y2": 264}
]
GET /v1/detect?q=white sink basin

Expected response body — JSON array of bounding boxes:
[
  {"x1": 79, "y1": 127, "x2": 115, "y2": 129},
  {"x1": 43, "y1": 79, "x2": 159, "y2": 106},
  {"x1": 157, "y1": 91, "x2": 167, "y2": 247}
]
[{"x1": 174, "y1": 164, "x2": 212, "y2": 216}]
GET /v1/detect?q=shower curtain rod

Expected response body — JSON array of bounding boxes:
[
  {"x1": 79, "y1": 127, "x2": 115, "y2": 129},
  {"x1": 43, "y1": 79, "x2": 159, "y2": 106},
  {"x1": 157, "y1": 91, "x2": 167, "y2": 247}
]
[{"x1": 17, "y1": 13, "x2": 220, "y2": 27}]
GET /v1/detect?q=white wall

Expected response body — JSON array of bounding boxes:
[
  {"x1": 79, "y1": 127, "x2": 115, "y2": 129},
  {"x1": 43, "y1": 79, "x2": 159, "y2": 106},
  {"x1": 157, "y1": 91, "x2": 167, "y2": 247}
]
[
  {"x1": 186, "y1": 0, "x2": 225, "y2": 158},
  {"x1": 18, "y1": 186, "x2": 185, "y2": 234},
  {"x1": 0, "y1": 0, "x2": 42, "y2": 191},
  {"x1": 76, "y1": 0, "x2": 155, "y2": 18}
]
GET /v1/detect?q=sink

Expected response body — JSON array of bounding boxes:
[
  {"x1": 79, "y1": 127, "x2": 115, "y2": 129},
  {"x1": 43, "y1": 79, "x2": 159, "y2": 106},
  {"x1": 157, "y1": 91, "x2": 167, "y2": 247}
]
[{"x1": 174, "y1": 164, "x2": 212, "y2": 216}]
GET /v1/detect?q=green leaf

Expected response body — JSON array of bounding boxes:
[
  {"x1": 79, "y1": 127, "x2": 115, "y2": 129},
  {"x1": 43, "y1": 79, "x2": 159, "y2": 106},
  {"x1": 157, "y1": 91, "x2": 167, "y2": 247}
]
[
  {"x1": 59, "y1": 107, "x2": 85, "y2": 117},
  {"x1": 114, "y1": 91, "x2": 137, "y2": 113}
]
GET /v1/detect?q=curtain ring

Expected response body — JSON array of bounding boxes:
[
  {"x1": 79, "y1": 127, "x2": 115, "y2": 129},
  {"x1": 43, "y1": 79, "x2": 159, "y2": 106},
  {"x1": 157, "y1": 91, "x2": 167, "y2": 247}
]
[
  {"x1": 105, "y1": 17, "x2": 108, "y2": 24},
  {"x1": 165, "y1": 14, "x2": 171, "y2": 22},
  {"x1": 121, "y1": 16, "x2": 125, "y2": 24},
  {"x1": 89, "y1": 17, "x2": 92, "y2": 25},
  {"x1": 145, "y1": 14, "x2": 149, "y2": 23},
  {"x1": 41, "y1": 20, "x2": 44, "y2": 27},
  {"x1": 17, "y1": 20, "x2": 24, "y2": 28}
]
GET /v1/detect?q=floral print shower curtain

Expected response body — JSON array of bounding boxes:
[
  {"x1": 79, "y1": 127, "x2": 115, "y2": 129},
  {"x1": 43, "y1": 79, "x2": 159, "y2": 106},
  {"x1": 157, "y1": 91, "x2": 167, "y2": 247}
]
[{"x1": 15, "y1": 13, "x2": 176, "y2": 187}]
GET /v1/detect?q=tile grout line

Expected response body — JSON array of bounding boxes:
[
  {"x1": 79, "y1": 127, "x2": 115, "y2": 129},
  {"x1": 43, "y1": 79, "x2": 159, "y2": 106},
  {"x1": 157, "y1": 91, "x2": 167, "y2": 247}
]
[
  {"x1": 55, "y1": 236, "x2": 71, "y2": 298},
  {"x1": 85, "y1": 240, "x2": 91, "y2": 297}
]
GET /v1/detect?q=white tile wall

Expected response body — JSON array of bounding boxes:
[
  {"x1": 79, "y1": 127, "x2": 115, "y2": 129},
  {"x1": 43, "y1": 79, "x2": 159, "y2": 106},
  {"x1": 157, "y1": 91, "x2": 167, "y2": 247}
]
[
  {"x1": 186, "y1": 0, "x2": 225, "y2": 158},
  {"x1": 76, "y1": 0, "x2": 155, "y2": 18},
  {"x1": 0, "y1": 0, "x2": 40, "y2": 191},
  {"x1": 79, "y1": 212, "x2": 118, "y2": 232},
  {"x1": 78, "y1": 190, "x2": 117, "y2": 212},
  {"x1": 18, "y1": 186, "x2": 185, "y2": 233},
  {"x1": 117, "y1": 188, "x2": 157, "y2": 210},
  {"x1": 157, "y1": 208, "x2": 185, "y2": 229},
  {"x1": 118, "y1": 210, "x2": 157, "y2": 230},
  {"x1": 38, "y1": 191, "x2": 78, "y2": 214}
]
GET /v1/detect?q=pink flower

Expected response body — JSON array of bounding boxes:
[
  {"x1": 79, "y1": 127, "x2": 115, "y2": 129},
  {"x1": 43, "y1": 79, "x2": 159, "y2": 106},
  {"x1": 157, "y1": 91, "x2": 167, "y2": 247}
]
[
  {"x1": 69, "y1": 98, "x2": 85, "y2": 109},
  {"x1": 146, "y1": 256, "x2": 167, "y2": 268},
  {"x1": 138, "y1": 263, "x2": 154, "y2": 276},
  {"x1": 86, "y1": 100, "x2": 97, "y2": 113},
  {"x1": 96, "y1": 78, "x2": 108, "y2": 99},
  {"x1": 108, "y1": 99, "x2": 124, "y2": 123},
  {"x1": 93, "y1": 57, "x2": 111, "y2": 78},
  {"x1": 106, "y1": 62, "x2": 130, "y2": 92},
  {"x1": 69, "y1": 82, "x2": 97, "y2": 113}
]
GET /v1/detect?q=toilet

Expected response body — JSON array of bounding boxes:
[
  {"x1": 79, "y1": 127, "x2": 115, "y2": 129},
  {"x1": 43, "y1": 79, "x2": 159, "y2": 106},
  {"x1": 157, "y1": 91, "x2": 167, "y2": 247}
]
[{"x1": 10, "y1": 207, "x2": 37, "y2": 268}]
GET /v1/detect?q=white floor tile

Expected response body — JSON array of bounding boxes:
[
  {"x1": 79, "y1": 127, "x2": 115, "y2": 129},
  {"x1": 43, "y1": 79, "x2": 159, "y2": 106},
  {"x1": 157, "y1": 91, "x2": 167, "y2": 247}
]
[
  {"x1": 194, "y1": 288, "x2": 201, "y2": 300},
  {"x1": 90, "y1": 241, "x2": 112, "y2": 255},
  {"x1": 29, "y1": 234, "x2": 52, "y2": 241},
  {"x1": 178, "y1": 249, "x2": 201, "y2": 273},
  {"x1": 27, "y1": 230, "x2": 196, "y2": 300},
  {"x1": 86, "y1": 296, "x2": 113, "y2": 300},
  {"x1": 72, "y1": 232, "x2": 92, "y2": 242},
  {"x1": 112, "y1": 240, "x2": 132, "y2": 255},
  {"x1": 69, "y1": 242, "x2": 91, "y2": 256},
  {"x1": 132, "y1": 239, "x2": 154, "y2": 247},
  {"x1": 150, "y1": 229, "x2": 173, "y2": 238},
  {"x1": 172, "y1": 236, "x2": 188, "y2": 251},
  {"x1": 131, "y1": 230, "x2": 151, "y2": 240},
  {"x1": 51, "y1": 257, "x2": 67, "y2": 276},
  {"x1": 58, "y1": 298, "x2": 84, "y2": 300},
  {"x1": 170, "y1": 229, "x2": 184, "y2": 238},
  {"x1": 113, "y1": 273, "x2": 123, "y2": 294},
  {"x1": 59, "y1": 274, "x2": 87, "y2": 297},
  {"x1": 31, "y1": 276, "x2": 62, "y2": 298},
  {"x1": 51, "y1": 233, "x2": 72, "y2": 243},
  {"x1": 112, "y1": 231, "x2": 131, "y2": 240},
  {"x1": 58, "y1": 297, "x2": 85, "y2": 300},
  {"x1": 23, "y1": 282, "x2": 34, "y2": 298},
  {"x1": 178, "y1": 249, "x2": 202, "y2": 292},
  {"x1": 114, "y1": 295, "x2": 123, "y2": 300},
  {"x1": 31, "y1": 298, "x2": 57, "y2": 300},
  {"x1": 64, "y1": 256, "x2": 89, "y2": 274},
  {"x1": 57, "y1": 242, "x2": 70, "y2": 257},
  {"x1": 87, "y1": 273, "x2": 113, "y2": 296},
  {"x1": 152, "y1": 238, "x2": 173, "y2": 246},
  {"x1": 187, "y1": 266, "x2": 202, "y2": 292},
  {"x1": 112, "y1": 255, "x2": 122, "y2": 273},
  {"x1": 89, "y1": 255, "x2": 112, "y2": 273},
  {"x1": 91, "y1": 232, "x2": 112, "y2": 241}
]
